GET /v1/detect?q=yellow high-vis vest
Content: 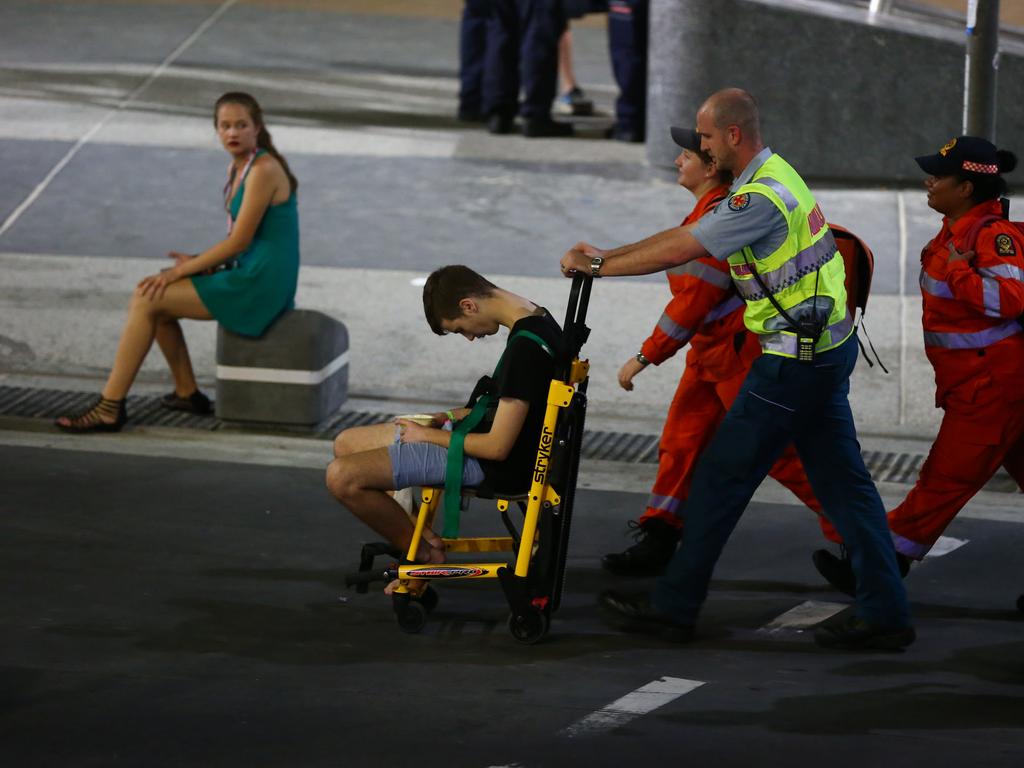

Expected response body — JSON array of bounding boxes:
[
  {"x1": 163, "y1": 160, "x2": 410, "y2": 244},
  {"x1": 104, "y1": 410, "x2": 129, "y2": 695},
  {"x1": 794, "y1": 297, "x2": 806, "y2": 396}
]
[{"x1": 725, "y1": 154, "x2": 853, "y2": 358}]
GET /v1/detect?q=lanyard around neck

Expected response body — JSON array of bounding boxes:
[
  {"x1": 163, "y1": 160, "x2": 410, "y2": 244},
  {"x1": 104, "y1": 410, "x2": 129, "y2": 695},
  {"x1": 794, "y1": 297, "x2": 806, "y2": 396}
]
[{"x1": 223, "y1": 149, "x2": 259, "y2": 234}]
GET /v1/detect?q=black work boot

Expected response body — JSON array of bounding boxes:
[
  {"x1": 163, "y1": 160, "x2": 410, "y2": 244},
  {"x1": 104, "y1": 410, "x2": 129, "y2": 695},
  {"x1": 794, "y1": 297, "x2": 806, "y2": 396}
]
[
  {"x1": 602, "y1": 518, "x2": 681, "y2": 577},
  {"x1": 814, "y1": 611, "x2": 915, "y2": 651},
  {"x1": 813, "y1": 547, "x2": 911, "y2": 597}
]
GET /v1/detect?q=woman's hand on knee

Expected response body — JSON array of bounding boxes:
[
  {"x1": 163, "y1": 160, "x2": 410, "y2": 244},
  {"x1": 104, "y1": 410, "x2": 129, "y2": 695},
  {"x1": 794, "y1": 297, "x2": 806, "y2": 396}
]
[{"x1": 138, "y1": 266, "x2": 183, "y2": 301}]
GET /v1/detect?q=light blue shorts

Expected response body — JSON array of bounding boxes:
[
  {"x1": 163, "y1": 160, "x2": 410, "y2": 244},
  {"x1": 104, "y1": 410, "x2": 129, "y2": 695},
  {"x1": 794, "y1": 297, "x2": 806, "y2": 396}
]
[{"x1": 387, "y1": 426, "x2": 485, "y2": 490}]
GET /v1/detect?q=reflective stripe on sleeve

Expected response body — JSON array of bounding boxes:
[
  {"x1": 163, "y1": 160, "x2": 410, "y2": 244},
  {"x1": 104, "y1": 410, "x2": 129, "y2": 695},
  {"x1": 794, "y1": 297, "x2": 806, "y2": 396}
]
[
  {"x1": 923, "y1": 319, "x2": 1023, "y2": 349},
  {"x1": 979, "y1": 263, "x2": 1024, "y2": 281},
  {"x1": 982, "y1": 277, "x2": 1002, "y2": 317},
  {"x1": 667, "y1": 260, "x2": 734, "y2": 289},
  {"x1": 703, "y1": 294, "x2": 745, "y2": 323},
  {"x1": 919, "y1": 271, "x2": 954, "y2": 299},
  {"x1": 656, "y1": 313, "x2": 694, "y2": 343}
]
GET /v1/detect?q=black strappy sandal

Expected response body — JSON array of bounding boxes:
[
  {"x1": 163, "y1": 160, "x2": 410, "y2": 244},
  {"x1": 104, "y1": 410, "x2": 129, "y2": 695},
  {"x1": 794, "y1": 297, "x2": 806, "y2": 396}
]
[
  {"x1": 55, "y1": 396, "x2": 127, "y2": 433},
  {"x1": 159, "y1": 389, "x2": 212, "y2": 415}
]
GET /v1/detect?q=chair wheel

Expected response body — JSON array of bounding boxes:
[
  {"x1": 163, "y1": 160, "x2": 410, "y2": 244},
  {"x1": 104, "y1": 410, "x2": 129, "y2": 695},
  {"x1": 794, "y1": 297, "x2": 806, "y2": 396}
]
[
  {"x1": 1017, "y1": 594, "x2": 1024, "y2": 614},
  {"x1": 508, "y1": 609, "x2": 550, "y2": 645},
  {"x1": 393, "y1": 595, "x2": 428, "y2": 634},
  {"x1": 420, "y1": 585, "x2": 439, "y2": 614}
]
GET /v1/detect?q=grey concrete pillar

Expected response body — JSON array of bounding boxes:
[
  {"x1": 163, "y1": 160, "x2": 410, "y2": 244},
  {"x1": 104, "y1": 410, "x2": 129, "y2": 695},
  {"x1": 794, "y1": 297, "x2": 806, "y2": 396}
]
[{"x1": 646, "y1": 0, "x2": 1024, "y2": 182}]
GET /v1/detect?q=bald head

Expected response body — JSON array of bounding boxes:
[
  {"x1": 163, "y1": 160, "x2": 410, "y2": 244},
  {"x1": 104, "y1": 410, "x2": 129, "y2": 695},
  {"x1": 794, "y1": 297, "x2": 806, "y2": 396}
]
[{"x1": 702, "y1": 88, "x2": 761, "y2": 144}]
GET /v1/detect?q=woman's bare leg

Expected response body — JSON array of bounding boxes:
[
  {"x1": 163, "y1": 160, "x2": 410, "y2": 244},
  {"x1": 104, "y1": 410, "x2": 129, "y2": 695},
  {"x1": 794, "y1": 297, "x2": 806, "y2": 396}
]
[
  {"x1": 102, "y1": 279, "x2": 212, "y2": 402},
  {"x1": 155, "y1": 318, "x2": 201, "y2": 397}
]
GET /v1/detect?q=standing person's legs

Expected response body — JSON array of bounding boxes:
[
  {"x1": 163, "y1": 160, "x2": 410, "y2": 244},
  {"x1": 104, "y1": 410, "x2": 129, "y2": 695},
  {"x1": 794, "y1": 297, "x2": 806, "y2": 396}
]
[
  {"x1": 458, "y1": 0, "x2": 491, "y2": 120},
  {"x1": 606, "y1": 0, "x2": 647, "y2": 141},
  {"x1": 791, "y1": 339, "x2": 910, "y2": 629},
  {"x1": 482, "y1": 0, "x2": 520, "y2": 131},
  {"x1": 650, "y1": 356, "x2": 795, "y2": 624},
  {"x1": 516, "y1": 0, "x2": 565, "y2": 123}
]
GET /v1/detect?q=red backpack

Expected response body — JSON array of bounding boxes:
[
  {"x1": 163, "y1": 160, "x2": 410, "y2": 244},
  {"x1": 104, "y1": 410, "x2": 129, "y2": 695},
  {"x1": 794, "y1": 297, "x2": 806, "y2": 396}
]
[{"x1": 829, "y1": 223, "x2": 885, "y2": 369}]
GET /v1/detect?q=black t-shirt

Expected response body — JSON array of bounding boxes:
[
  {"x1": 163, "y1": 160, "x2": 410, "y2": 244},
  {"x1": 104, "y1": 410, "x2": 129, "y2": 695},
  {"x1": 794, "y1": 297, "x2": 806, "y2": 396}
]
[{"x1": 476, "y1": 310, "x2": 564, "y2": 493}]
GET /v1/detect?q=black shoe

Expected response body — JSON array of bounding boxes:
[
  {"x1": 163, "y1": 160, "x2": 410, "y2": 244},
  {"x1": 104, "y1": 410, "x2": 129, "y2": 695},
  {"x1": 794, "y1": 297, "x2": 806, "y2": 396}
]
[
  {"x1": 55, "y1": 396, "x2": 126, "y2": 433},
  {"x1": 487, "y1": 113, "x2": 514, "y2": 135},
  {"x1": 602, "y1": 518, "x2": 680, "y2": 577},
  {"x1": 160, "y1": 389, "x2": 212, "y2": 415},
  {"x1": 813, "y1": 548, "x2": 911, "y2": 597},
  {"x1": 814, "y1": 612, "x2": 915, "y2": 651},
  {"x1": 521, "y1": 117, "x2": 573, "y2": 138},
  {"x1": 599, "y1": 590, "x2": 694, "y2": 643},
  {"x1": 604, "y1": 124, "x2": 644, "y2": 143}
]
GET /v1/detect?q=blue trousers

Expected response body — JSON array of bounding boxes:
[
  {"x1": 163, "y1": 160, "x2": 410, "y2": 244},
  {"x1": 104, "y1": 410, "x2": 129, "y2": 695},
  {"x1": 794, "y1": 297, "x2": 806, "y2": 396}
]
[
  {"x1": 483, "y1": 0, "x2": 565, "y2": 119},
  {"x1": 652, "y1": 336, "x2": 912, "y2": 629},
  {"x1": 608, "y1": 0, "x2": 647, "y2": 133},
  {"x1": 459, "y1": 0, "x2": 491, "y2": 115}
]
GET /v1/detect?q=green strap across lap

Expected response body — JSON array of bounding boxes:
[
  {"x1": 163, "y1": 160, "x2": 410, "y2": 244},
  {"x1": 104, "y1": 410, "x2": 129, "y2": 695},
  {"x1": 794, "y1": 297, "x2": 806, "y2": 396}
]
[{"x1": 441, "y1": 328, "x2": 555, "y2": 538}]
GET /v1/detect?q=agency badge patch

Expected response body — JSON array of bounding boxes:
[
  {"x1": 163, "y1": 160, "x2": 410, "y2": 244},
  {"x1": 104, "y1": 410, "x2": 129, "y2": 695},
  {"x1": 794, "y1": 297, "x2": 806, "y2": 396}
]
[
  {"x1": 995, "y1": 233, "x2": 1017, "y2": 256},
  {"x1": 728, "y1": 193, "x2": 750, "y2": 211}
]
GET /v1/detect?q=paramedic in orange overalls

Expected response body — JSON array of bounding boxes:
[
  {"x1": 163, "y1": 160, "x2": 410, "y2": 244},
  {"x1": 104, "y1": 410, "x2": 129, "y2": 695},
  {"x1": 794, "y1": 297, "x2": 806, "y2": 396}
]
[
  {"x1": 603, "y1": 126, "x2": 827, "y2": 577},
  {"x1": 814, "y1": 136, "x2": 1024, "y2": 595}
]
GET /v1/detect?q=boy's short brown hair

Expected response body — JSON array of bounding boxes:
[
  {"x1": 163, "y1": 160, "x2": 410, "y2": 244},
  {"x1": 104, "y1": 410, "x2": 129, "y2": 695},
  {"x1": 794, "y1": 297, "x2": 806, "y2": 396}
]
[{"x1": 422, "y1": 265, "x2": 499, "y2": 335}]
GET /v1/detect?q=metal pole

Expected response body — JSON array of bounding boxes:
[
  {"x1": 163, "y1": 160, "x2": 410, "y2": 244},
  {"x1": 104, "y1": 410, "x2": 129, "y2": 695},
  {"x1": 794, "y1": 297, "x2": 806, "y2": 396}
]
[{"x1": 963, "y1": 0, "x2": 1000, "y2": 140}]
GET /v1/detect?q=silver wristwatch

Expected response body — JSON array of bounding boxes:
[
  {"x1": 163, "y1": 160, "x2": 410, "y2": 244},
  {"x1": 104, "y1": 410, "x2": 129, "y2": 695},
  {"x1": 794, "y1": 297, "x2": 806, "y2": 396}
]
[{"x1": 590, "y1": 255, "x2": 604, "y2": 278}]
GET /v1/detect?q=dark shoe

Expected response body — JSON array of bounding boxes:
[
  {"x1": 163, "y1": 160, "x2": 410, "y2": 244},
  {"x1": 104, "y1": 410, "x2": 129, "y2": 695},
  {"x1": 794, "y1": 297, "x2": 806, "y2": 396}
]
[
  {"x1": 160, "y1": 389, "x2": 212, "y2": 415},
  {"x1": 487, "y1": 113, "x2": 514, "y2": 135},
  {"x1": 554, "y1": 86, "x2": 594, "y2": 116},
  {"x1": 813, "y1": 547, "x2": 911, "y2": 597},
  {"x1": 602, "y1": 518, "x2": 681, "y2": 577},
  {"x1": 521, "y1": 117, "x2": 573, "y2": 138},
  {"x1": 599, "y1": 590, "x2": 694, "y2": 643},
  {"x1": 605, "y1": 124, "x2": 644, "y2": 143},
  {"x1": 814, "y1": 612, "x2": 915, "y2": 651},
  {"x1": 55, "y1": 396, "x2": 126, "y2": 433}
]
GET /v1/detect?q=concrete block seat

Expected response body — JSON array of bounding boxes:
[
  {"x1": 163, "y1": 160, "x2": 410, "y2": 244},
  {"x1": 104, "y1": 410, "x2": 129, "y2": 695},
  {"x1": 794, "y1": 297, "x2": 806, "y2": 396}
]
[{"x1": 215, "y1": 309, "x2": 349, "y2": 425}]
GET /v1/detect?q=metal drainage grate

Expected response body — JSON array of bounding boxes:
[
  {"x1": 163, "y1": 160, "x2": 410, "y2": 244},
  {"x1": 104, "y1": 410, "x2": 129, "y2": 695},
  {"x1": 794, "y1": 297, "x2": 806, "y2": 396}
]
[{"x1": 1, "y1": 385, "x2": 1019, "y2": 493}]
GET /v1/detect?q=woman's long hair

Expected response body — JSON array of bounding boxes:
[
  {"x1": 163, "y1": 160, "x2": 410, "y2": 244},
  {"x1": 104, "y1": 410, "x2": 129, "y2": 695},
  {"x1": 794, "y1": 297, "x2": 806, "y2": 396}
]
[{"x1": 214, "y1": 91, "x2": 298, "y2": 195}]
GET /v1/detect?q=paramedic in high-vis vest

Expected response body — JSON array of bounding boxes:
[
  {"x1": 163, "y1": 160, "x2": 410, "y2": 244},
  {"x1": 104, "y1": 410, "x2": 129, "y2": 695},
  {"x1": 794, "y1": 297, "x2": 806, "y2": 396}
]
[
  {"x1": 559, "y1": 88, "x2": 914, "y2": 650},
  {"x1": 814, "y1": 136, "x2": 1024, "y2": 596}
]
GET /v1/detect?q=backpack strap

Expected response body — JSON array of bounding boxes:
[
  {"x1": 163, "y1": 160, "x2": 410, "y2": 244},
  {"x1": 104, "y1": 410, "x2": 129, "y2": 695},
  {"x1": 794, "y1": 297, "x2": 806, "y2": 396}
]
[{"x1": 441, "y1": 329, "x2": 555, "y2": 538}]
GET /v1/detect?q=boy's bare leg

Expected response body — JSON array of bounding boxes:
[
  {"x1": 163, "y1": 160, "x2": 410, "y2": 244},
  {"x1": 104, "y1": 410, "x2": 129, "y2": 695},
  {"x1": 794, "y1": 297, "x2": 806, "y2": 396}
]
[
  {"x1": 333, "y1": 422, "x2": 397, "y2": 458},
  {"x1": 325, "y1": 447, "x2": 444, "y2": 562}
]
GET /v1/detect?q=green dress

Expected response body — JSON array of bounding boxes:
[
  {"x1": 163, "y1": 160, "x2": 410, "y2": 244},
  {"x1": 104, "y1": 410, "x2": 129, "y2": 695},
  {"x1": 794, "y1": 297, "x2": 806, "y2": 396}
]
[{"x1": 192, "y1": 149, "x2": 300, "y2": 337}]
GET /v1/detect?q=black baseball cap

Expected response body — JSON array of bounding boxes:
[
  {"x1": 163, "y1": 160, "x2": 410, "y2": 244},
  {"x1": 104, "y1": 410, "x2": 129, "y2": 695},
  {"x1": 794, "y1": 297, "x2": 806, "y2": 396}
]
[
  {"x1": 915, "y1": 135, "x2": 1001, "y2": 176},
  {"x1": 669, "y1": 126, "x2": 701, "y2": 151}
]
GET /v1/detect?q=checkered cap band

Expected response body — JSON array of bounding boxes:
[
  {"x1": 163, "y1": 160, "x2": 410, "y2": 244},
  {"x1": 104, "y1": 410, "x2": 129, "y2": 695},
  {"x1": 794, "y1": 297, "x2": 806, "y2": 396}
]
[{"x1": 962, "y1": 160, "x2": 999, "y2": 174}]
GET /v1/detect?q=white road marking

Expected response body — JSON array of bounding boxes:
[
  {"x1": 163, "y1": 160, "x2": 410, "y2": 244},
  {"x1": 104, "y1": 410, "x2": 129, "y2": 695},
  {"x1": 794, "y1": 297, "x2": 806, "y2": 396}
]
[
  {"x1": 926, "y1": 536, "x2": 969, "y2": 558},
  {"x1": 0, "y1": 0, "x2": 240, "y2": 238},
  {"x1": 759, "y1": 600, "x2": 847, "y2": 634},
  {"x1": 560, "y1": 677, "x2": 705, "y2": 738}
]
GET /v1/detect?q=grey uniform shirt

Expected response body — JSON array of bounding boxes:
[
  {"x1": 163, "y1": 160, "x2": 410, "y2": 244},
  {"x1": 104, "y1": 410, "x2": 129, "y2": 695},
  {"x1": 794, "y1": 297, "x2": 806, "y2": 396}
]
[
  {"x1": 691, "y1": 147, "x2": 834, "y2": 330},
  {"x1": 691, "y1": 147, "x2": 789, "y2": 262}
]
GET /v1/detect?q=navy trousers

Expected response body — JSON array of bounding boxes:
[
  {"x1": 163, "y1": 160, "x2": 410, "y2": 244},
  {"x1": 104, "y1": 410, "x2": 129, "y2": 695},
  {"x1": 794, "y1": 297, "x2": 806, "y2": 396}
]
[
  {"x1": 652, "y1": 336, "x2": 912, "y2": 629},
  {"x1": 459, "y1": 0, "x2": 491, "y2": 115},
  {"x1": 483, "y1": 0, "x2": 565, "y2": 120},
  {"x1": 608, "y1": 0, "x2": 647, "y2": 134}
]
